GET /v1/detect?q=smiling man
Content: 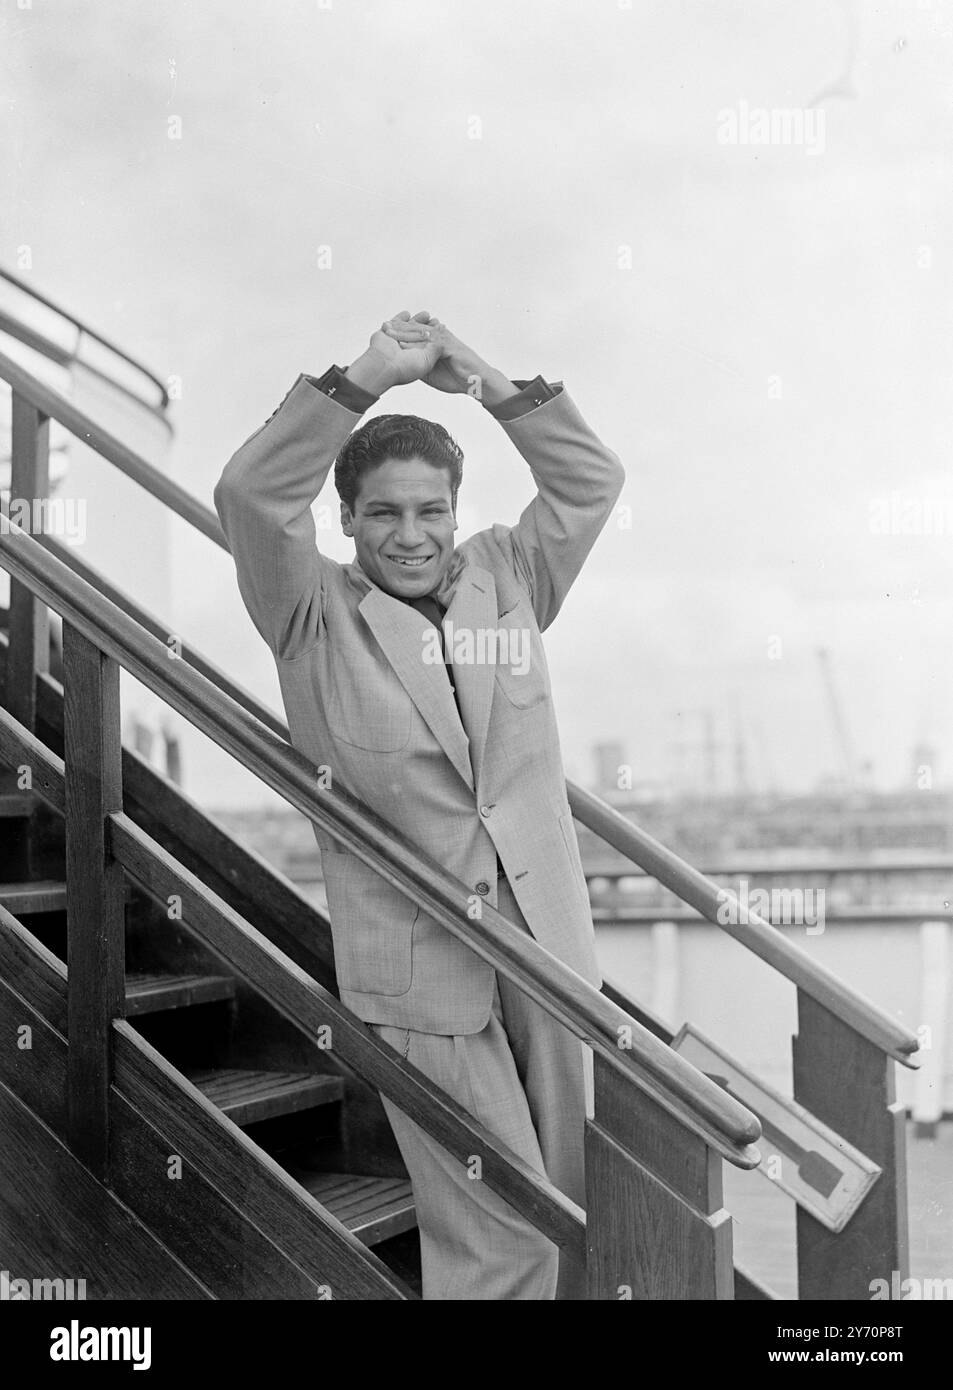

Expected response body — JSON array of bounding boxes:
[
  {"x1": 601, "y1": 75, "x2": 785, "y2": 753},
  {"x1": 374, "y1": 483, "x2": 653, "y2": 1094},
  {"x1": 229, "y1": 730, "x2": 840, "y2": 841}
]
[
  {"x1": 214, "y1": 311, "x2": 625, "y2": 1299},
  {"x1": 336, "y1": 413, "x2": 461, "y2": 590}
]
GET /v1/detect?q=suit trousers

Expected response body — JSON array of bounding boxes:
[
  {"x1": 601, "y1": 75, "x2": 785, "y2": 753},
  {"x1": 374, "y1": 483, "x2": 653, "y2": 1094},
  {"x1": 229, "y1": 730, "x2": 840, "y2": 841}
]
[{"x1": 369, "y1": 876, "x2": 594, "y2": 1300}]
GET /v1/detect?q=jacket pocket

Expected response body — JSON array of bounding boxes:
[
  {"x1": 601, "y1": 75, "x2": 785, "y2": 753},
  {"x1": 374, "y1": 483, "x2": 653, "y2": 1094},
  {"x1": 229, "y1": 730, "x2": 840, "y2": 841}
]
[
  {"x1": 324, "y1": 679, "x2": 413, "y2": 752},
  {"x1": 493, "y1": 665, "x2": 549, "y2": 709},
  {"x1": 322, "y1": 849, "x2": 418, "y2": 995}
]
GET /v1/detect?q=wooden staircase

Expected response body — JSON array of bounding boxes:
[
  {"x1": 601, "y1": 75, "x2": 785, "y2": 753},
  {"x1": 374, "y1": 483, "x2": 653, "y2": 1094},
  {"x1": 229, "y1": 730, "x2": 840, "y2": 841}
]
[
  {"x1": 0, "y1": 328, "x2": 921, "y2": 1300},
  {"x1": 0, "y1": 721, "x2": 425, "y2": 1294}
]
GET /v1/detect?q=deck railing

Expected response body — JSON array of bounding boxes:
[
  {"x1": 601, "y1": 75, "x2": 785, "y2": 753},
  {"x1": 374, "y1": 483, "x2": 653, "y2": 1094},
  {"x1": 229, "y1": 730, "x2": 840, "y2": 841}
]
[{"x1": 0, "y1": 267, "x2": 171, "y2": 423}]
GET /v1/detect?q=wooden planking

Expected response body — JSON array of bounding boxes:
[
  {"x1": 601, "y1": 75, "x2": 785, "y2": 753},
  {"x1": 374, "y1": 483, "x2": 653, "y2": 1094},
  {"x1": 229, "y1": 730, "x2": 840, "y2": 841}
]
[
  {"x1": 7, "y1": 395, "x2": 50, "y2": 731},
  {"x1": 586, "y1": 1056, "x2": 735, "y2": 1300},
  {"x1": 0, "y1": 695, "x2": 66, "y2": 813},
  {"x1": 0, "y1": 907, "x2": 408, "y2": 1297},
  {"x1": 0, "y1": 701, "x2": 579, "y2": 1259},
  {"x1": 0, "y1": 879, "x2": 130, "y2": 916},
  {"x1": 183, "y1": 1067, "x2": 344, "y2": 1126},
  {"x1": 0, "y1": 784, "x2": 35, "y2": 819},
  {"x1": 124, "y1": 970, "x2": 237, "y2": 1017},
  {"x1": 0, "y1": 901, "x2": 68, "y2": 1032},
  {"x1": 304, "y1": 1173, "x2": 394, "y2": 1203},
  {"x1": 122, "y1": 747, "x2": 336, "y2": 987},
  {"x1": 0, "y1": 968, "x2": 68, "y2": 1137},
  {"x1": 1, "y1": 665, "x2": 335, "y2": 990},
  {"x1": 0, "y1": 911, "x2": 237, "y2": 1025},
  {"x1": 793, "y1": 990, "x2": 910, "y2": 1300},
  {"x1": 0, "y1": 694, "x2": 62, "y2": 884},
  {"x1": 0, "y1": 879, "x2": 68, "y2": 914},
  {"x1": 111, "y1": 810, "x2": 585, "y2": 1261},
  {"x1": 112, "y1": 1021, "x2": 412, "y2": 1299},
  {"x1": 109, "y1": 1091, "x2": 341, "y2": 1299},
  {"x1": 592, "y1": 1053, "x2": 727, "y2": 1210},
  {"x1": 0, "y1": 1077, "x2": 213, "y2": 1300},
  {"x1": 63, "y1": 623, "x2": 125, "y2": 1177},
  {"x1": 298, "y1": 1173, "x2": 417, "y2": 1246},
  {"x1": 586, "y1": 1123, "x2": 735, "y2": 1300}
]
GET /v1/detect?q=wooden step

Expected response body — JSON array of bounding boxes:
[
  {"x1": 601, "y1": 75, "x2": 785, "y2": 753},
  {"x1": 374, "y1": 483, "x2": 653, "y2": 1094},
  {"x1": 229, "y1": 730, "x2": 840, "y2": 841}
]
[
  {"x1": 124, "y1": 970, "x2": 237, "y2": 1017},
  {"x1": 296, "y1": 1172, "x2": 417, "y2": 1246},
  {"x1": 0, "y1": 880, "x2": 67, "y2": 914},
  {"x1": 182, "y1": 1067, "x2": 345, "y2": 1126},
  {"x1": 0, "y1": 790, "x2": 35, "y2": 819},
  {"x1": 0, "y1": 879, "x2": 135, "y2": 915},
  {"x1": 0, "y1": 770, "x2": 34, "y2": 818}
]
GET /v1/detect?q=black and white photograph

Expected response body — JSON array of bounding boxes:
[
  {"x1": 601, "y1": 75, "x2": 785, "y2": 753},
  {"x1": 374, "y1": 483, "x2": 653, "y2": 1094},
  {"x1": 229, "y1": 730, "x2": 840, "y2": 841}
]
[{"x1": 0, "y1": 0, "x2": 950, "y2": 1348}]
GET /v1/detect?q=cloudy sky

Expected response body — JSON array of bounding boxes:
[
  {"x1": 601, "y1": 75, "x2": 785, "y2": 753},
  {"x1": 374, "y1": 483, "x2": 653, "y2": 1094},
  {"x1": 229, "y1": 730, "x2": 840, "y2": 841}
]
[{"x1": 3, "y1": 0, "x2": 951, "y2": 809}]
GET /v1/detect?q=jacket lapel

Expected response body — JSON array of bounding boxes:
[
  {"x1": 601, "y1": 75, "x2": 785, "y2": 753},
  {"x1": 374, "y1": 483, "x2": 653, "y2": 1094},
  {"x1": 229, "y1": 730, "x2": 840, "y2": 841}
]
[
  {"x1": 440, "y1": 564, "x2": 498, "y2": 787},
  {"x1": 351, "y1": 564, "x2": 475, "y2": 790}
]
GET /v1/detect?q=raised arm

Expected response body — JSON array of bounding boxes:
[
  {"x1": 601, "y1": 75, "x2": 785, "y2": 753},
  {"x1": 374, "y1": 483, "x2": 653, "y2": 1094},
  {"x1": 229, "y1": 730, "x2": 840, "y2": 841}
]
[
  {"x1": 383, "y1": 316, "x2": 626, "y2": 630},
  {"x1": 213, "y1": 316, "x2": 437, "y2": 659},
  {"x1": 481, "y1": 385, "x2": 626, "y2": 630}
]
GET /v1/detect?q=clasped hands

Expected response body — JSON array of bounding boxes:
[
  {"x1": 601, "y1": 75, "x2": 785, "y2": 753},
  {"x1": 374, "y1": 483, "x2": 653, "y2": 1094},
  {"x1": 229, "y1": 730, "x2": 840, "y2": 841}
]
[
  {"x1": 366, "y1": 310, "x2": 484, "y2": 395},
  {"x1": 346, "y1": 310, "x2": 517, "y2": 409}
]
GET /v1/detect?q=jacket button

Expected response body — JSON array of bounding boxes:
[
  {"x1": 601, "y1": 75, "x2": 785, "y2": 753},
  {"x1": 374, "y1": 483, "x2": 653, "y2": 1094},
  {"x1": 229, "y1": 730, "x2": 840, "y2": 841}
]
[
  {"x1": 475, "y1": 881, "x2": 491, "y2": 895},
  {"x1": 480, "y1": 805, "x2": 492, "y2": 817}
]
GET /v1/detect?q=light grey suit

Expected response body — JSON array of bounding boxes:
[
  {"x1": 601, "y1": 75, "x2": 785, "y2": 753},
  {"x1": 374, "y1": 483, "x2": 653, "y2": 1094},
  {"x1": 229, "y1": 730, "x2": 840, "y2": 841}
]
[{"x1": 215, "y1": 371, "x2": 625, "y2": 1297}]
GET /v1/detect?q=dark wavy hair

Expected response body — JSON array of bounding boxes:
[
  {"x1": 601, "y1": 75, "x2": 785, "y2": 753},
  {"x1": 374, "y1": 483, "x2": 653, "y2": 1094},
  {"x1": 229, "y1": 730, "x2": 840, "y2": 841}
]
[{"x1": 334, "y1": 414, "x2": 464, "y2": 513}]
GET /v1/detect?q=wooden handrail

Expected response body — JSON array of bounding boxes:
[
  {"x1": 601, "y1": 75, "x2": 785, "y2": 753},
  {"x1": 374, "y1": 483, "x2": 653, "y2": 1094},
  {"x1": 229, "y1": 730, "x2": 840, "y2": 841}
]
[
  {"x1": 591, "y1": 906, "x2": 950, "y2": 925},
  {"x1": 0, "y1": 267, "x2": 171, "y2": 414},
  {"x1": 37, "y1": 533, "x2": 288, "y2": 739},
  {"x1": 0, "y1": 353, "x2": 920, "y2": 1066},
  {"x1": 0, "y1": 517, "x2": 762, "y2": 1167},
  {"x1": 583, "y1": 856, "x2": 953, "y2": 878},
  {"x1": 570, "y1": 786, "x2": 920, "y2": 1066},
  {"x1": 34, "y1": 531, "x2": 922, "y2": 1068},
  {"x1": 0, "y1": 697, "x2": 588, "y2": 1256}
]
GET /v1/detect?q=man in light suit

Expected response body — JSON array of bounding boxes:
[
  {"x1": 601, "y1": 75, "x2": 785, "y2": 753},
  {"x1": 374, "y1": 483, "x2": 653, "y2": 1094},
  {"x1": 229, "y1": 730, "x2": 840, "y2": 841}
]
[{"x1": 214, "y1": 311, "x2": 625, "y2": 1300}]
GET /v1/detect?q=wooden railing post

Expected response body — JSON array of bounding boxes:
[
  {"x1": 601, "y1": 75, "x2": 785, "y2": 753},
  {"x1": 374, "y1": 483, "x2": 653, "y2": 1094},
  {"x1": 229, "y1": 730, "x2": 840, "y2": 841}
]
[
  {"x1": 586, "y1": 1055, "x2": 735, "y2": 1299},
  {"x1": 793, "y1": 989, "x2": 909, "y2": 1299},
  {"x1": 8, "y1": 392, "x2": 50, "y2": 730},
  {"x1": 64, "y1": 622, "x2": 125, "y2": 1178}
]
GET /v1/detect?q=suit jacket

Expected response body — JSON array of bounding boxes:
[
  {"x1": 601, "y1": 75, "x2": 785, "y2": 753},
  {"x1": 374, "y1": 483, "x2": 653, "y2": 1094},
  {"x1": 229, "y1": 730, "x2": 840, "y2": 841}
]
[{"x1": 214, "y1": 373, "x2": 625, "y2": 1033}]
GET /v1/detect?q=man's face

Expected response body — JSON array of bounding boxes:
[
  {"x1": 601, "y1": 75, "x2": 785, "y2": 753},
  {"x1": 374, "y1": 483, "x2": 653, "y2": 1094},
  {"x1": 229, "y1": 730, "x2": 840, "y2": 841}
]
[{"x1": 341, "y1": 456, "x2": 458, "y2": 598}]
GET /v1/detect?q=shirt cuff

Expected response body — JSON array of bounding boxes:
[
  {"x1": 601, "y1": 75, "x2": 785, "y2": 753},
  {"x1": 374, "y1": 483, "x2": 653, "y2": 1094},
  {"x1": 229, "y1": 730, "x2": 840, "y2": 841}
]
[
  {"x1": 305, "y1": 363, "x2": 380, "y2": 414},
  {"x1": 483, "y1": 375, "x2": 563, "y2": 422}
]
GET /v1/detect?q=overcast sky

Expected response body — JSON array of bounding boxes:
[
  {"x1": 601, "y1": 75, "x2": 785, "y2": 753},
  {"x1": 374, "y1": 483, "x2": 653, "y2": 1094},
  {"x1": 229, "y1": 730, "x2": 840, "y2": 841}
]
[{"x1": 3, "y1": 0, "x2": 951, "y2": 810}]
